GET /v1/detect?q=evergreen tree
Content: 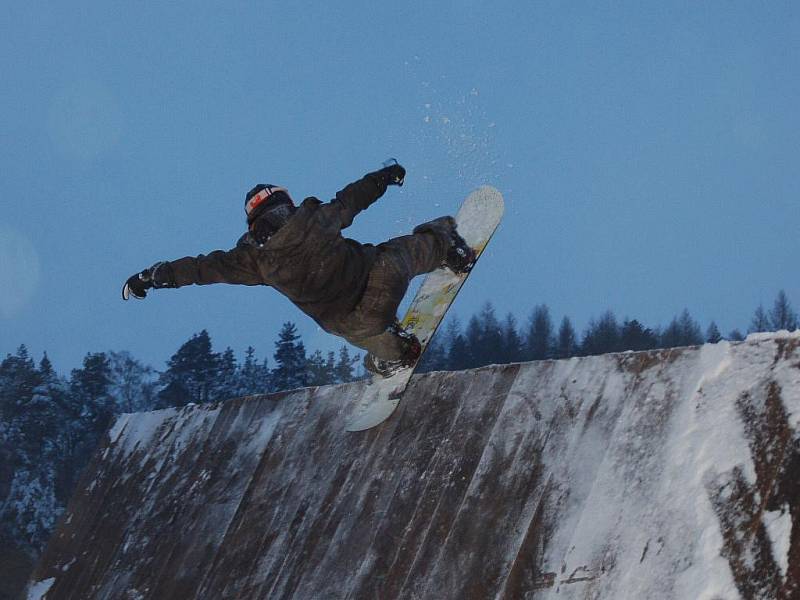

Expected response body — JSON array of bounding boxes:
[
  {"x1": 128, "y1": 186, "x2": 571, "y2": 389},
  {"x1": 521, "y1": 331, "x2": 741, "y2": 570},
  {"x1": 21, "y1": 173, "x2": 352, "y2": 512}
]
[
  {"x1": 239, "y1": 346, "x2": 269, "y2": 396},
  {"x1": 64, "y1": 352, "x2": 115, "y2": 492},
  {"x1": 38, "y1": 353, "x2": 54, "y2": 379},
  {"x1": 19, "y1": 355, "x2": 68, "y2": 459},
  {"x1": 464, "y1": 315, "x2": 484, "y2": 368},
  {"x1": 678, "y1": 309, "x2": 703, "y2": 345},
  {"x1": 749, "y1": 304, "x2": 770, "y2": 333},
  {"x1": 32, "y1": 354, "x2": 67, "y2": 430},
  {"x1": 417, "y1": 337, "x2": 447, "y2": 373},
  {"x1": 555, "y1": 316, "x2": 578, "y2": 359},
  {"x1": 69, "y1": 353, "x2": 115, "y2": 434},
  {"x1": 525, "y1": 304, "x2": 553, "y2": 361},
  {"x1": 157, "y1": 330, "x2": 221, "y2": 408},
  {"x1": 619, "y1": 319, "x2": 658, "y2": 352},
  {"x1": 0, "y1": 345, "x2": 40, "y2": 421},
  {"x1": 660, "y1": 317, "x2": 683, "y2": 348},
  {"x1": 272, "y1": 322, "x2": 308, "y2": 391},
  {"x1": 458, "y1": 302, "x2": 504, "y2": 367},
  {"x1": 728, "y1": 329, "x2": 745, "y2": 342},
  {"x1": 306, "y1": 350, "x2": 331, "y2": 386},
  {"x1": 217, "y1": 347, "x2": 239, "y2": 399},
  {"x1": 706, "y1": 322, "x2": 722, "y2": 344},
  {"x1": 445, "y1": 317, "x2": 470, "y2": 371},
  {"x1": 478, "y1": 302, "x2": 505, "y2": 366},
  {"x1": 325, "y1": 351, "x2": 337, "y2": 383},
  {"x1": 769, "y1": 290, "x2": 797, "y2": 331},
  {"x1": 581, "y1": 311, "x2": 620, "y2": 356},
  {"x1": 500, "y1": 313, "x2": 523, "y2": 364},
  {"x1": 661, "y1": 309, "x2": 703, "y2": 348},
  {"x1": 334, "y1": 345, "x2": 359, "y2": 383}
]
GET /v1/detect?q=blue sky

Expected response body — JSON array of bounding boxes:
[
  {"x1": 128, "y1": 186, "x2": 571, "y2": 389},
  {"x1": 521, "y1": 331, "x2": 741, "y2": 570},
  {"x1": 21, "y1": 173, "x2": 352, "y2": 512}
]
[{"x1": 2, "y1": 2, "x2": 798, "y2": 371}]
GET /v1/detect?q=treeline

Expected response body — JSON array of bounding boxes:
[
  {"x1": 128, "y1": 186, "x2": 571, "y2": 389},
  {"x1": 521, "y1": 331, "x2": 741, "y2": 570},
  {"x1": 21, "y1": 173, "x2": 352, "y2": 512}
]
[
  {"x1": 155, "y1": 323, "x2": 361, "y2": 409},
  {"x1": 0, "y1": 323, "x2": 362, "y2": 548},
  {"x1": 418, "y1": 289, "x2": 798, "y2": 372},
  {"x1": 0, "y1": 321, "x2": 360, "y2": 598}
]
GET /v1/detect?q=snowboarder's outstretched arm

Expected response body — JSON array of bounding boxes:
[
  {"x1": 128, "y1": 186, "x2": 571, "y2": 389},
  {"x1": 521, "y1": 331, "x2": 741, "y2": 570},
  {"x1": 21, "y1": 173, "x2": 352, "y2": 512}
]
[
  {"x1": 123, "y1": 245, "x2": 262, "y2": 300},
  {"x1": 325, "y1": 161, "x2": 406, "y2": 230}
]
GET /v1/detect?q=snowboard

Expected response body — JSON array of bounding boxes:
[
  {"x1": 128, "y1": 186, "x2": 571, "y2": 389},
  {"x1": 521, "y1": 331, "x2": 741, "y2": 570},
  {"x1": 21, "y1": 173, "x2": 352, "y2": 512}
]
[{"x1": 345, "y1": 186, "x2": 504, "y2": 432}]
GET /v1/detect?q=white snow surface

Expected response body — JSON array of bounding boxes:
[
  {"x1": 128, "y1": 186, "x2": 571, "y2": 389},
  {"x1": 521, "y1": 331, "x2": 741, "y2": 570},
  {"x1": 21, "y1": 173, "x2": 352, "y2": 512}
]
[
  {"x1": 529, "y1": 337, "x2": 798, "y2": 599},
  {"x1": 765, "y1": 506, "x2": 793, "y2": 578}
]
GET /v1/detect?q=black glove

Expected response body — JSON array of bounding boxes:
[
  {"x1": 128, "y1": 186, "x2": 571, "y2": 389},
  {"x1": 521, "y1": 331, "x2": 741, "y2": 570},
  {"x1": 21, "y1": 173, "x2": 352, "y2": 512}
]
[
  {"x1": 380, "y1": 158, "x2": 406, "y2": 187},
  {"x1": 122, "y1": 262, "x2": 175, "y2": 300},
  {"x1": 122, "y1": 269, "x2": 154, "y2": 300}
]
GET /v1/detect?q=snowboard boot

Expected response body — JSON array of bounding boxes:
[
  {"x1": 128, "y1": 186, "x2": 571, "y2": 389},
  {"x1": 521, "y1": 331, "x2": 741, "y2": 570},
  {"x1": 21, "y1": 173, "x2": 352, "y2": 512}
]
[
  {"x1": 363, "y1": 323, "x2": 422, "y2": 378},
  {"x1": 443, "y1": 228, "x2": 476, "y2": 274}
]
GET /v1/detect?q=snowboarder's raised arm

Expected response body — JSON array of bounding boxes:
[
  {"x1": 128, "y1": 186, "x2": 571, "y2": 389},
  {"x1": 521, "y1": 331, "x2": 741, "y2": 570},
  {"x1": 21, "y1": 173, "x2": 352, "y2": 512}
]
[
  {"x1": 325, "y1": 160, "x2": 406, "y2": 230},
  {"x1": 122, "y1": 245, "x2": 263, "y2": 300}
]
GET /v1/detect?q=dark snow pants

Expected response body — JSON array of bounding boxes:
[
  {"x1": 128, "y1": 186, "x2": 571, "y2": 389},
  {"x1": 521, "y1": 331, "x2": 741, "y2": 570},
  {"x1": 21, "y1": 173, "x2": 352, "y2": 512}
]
[{"x1": 340, "y1": 216, "x2": 455, "y2": 361}]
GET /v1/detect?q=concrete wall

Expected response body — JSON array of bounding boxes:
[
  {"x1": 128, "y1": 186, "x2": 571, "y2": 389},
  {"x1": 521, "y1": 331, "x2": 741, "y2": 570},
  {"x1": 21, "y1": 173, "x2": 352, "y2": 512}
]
[{"x1": 29, "y1": 334, "x2": 800, "y2": 599}]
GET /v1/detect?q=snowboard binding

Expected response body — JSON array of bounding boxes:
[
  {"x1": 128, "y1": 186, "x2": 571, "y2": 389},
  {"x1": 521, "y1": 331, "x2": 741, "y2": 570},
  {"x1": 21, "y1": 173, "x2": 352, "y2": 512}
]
[
  {"x1": 363, "y1": 323, "x2": 422, "y2": 378},
  {"x1": 443, "y1": 229, "x2": 476, "y2": 274}
]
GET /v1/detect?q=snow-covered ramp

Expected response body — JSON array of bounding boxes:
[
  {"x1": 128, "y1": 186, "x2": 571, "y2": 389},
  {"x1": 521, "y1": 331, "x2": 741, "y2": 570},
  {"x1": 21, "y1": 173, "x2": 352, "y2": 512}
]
[{"x1": 29, "y1": 333, "x2": 800, "y2": 599}]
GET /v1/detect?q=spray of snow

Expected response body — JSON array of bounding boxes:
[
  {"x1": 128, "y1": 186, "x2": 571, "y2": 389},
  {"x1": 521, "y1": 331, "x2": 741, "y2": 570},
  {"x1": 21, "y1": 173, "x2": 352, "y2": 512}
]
[{"x1": 397, "y1": 56, "x2": 512, "y2": 232}]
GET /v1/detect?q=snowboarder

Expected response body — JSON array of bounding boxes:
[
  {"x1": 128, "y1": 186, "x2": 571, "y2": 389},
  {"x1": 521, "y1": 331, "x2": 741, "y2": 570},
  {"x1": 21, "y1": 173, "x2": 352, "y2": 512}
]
[{"x1": 122, "y1": 160, "x2": 475, "y2": 376}]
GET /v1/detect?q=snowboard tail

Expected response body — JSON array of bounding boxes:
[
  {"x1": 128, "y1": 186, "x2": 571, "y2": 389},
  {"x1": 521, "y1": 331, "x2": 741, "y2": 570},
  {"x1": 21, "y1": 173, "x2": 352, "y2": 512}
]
[{"x1": 346, "y1": 186, "x2": 504, "y2": 432}]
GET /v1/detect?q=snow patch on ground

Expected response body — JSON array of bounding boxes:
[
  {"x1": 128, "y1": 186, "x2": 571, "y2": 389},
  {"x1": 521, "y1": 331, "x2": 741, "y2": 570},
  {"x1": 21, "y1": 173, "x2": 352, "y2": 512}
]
[
  {"x1": 746, "y1": 329, "x2": 800, "y2": 342},
  {"x1": 108, "y1": 408, "x2": 177, "y2": 455},
  {"x1": 26, "y1": 577, "x2": 55, "y2": 600},
  {"x1": 764, "y1": 506, "x2": 792, "y2": 577},
  {"x1": 667, "y1": 343, "x2": 743, "y2": 597},
  {"x1": 59, "y1": 557, "x2": 76, "y2": 572},
  {"x1": 533, "y1": 334, "x2": 800, "y2": 598}
]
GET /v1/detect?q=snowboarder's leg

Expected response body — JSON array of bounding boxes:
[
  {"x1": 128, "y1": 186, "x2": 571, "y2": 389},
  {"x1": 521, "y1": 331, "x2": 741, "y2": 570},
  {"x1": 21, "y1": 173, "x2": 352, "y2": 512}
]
[
  {"x1": 378, "y1": 215, "x2": 456, "y2": 279},
  {"x1": 339, "y1": 217, "x2": 454, "y2": 369},
  {"x1": 405, "y1": 216, "x2": 477, "y2": 275},
  {"x1": 344, "y1": 215, "x2": 475, "y2": 374},
  {"x1": 346, "y1": 217, "x2": 451, "y2": 341}
]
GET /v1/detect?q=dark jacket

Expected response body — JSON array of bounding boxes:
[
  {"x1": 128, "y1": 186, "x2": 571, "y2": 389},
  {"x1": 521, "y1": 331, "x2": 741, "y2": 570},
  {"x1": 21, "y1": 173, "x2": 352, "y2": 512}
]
[{"x1": 157, "y1": 170, "x2": 393, "y2": 335}]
